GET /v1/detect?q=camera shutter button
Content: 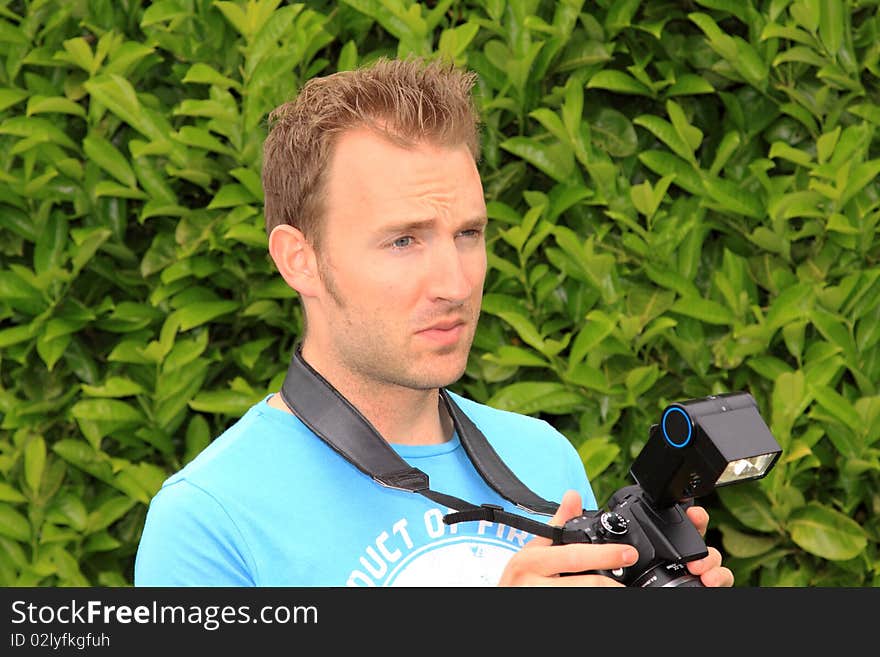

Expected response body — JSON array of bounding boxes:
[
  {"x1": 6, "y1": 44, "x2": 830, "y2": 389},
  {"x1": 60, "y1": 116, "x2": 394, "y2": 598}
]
[{"x1": 599, "y1": 512, "x2": 629, "y2": 536}]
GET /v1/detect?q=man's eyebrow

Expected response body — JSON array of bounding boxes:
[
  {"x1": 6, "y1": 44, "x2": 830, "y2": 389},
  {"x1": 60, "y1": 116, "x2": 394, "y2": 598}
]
[{"x1": 376, "y1": 216, "x2": 487, "y2": 234}]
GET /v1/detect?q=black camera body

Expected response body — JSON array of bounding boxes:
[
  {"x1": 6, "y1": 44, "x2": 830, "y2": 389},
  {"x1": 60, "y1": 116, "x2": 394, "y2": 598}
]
[
  {"x1": 558, "y1": 392, "x2": 782, "y2": 587},
  {"x1": 561, "y1": 485, "x2": 708, "y2": 586}
]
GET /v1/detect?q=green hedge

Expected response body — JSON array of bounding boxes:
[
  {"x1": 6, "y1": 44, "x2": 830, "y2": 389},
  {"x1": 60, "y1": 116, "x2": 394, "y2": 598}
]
[{"x1": 0, "y1": 0, "x2": 877, "y2": 587}]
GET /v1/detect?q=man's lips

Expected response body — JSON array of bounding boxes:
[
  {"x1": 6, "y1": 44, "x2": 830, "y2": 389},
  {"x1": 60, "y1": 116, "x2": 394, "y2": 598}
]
[
  {"x1": 415, "y1": 319, "x2": 467, "y2": 345},
  {"x1": 418, "y1": 319, "x2": 466, "y2": 332}
]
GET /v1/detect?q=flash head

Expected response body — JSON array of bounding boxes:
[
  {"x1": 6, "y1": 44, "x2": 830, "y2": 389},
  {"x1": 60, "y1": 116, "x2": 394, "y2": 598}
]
[{"x1": 629, "y1": 392, "x2": 782, "y2": 507}]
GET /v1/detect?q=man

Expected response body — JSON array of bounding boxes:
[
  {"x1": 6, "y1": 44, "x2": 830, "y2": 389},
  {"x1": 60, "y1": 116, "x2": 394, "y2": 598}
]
[{"x1": 135, "y1": 57, "x2": 732, "y2": 587}]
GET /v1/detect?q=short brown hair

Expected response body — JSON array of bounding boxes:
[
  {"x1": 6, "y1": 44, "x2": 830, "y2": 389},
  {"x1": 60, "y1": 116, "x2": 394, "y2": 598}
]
[{"x1": 261, "y1": 56, "x2": 482, "y2": 246}]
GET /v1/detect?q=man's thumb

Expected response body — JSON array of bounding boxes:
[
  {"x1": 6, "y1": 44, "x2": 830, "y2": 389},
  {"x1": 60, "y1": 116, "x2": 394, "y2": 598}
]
[
  {"x1": 549, "y1": 489, "x2": 584, "y2": 529},
  {"x1": 525, "y1": 490, "x2": 584, "y2": 547}
]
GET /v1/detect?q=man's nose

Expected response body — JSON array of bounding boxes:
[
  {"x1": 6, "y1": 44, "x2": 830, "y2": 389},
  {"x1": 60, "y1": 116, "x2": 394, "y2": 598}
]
[{"x1": 427, "y1": 240, "x2": 472, "y2": 303}]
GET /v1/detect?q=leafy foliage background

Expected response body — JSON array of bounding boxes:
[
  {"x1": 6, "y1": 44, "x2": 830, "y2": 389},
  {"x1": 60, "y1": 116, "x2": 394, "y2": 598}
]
[{"x1": 0, "y1": 0, "x2": 877, "y2": 586}]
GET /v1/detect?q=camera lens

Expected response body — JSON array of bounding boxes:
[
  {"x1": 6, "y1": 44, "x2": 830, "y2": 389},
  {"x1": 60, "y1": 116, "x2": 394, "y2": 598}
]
[{"x1": 630, "y1": 562, "x2": 704, "y2": 587}]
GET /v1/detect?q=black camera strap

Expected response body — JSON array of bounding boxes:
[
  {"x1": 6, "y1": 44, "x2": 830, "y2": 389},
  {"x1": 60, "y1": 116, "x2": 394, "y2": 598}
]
[{"x1": 279, "y1": 345, "x2": 588, "y2": 544}]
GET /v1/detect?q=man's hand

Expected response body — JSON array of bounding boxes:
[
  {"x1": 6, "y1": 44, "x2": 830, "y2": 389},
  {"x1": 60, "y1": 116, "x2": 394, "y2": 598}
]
[
  {"x1": 498, "y1": 490, "x2": 734, "y2": 587},
  {"x1": 498, "y1": 490, "x2": 636, "y2": 586},
  {"x1": 684, "y1": 505, "x2": 734, "y2": 587}
]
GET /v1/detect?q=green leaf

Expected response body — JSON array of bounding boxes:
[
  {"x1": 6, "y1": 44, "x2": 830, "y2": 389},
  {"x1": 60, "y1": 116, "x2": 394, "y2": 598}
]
[
  {"x1": 141, "y1": 0, "x2": 188, "y2": 27},
  {"x1": 719, "y1": 523, "x2": 780, "y2": 558},
  {"x1": 482, "y1": 346, "x2": 548, "y2": 368},
  {"x1": 438, "y1": 21, "x2": 480, "y2": 60},
  {"x1": 666, "y1": 99, "x2": 703, "y2": 152},
  {"x1": 181, "y1": 63, "x2": 242, "y2": 90},
  {"x1": 0, "y1": 324, "x2": 37, "y2": 349},
  {"x1": 189, "y1": 390, "x2": 261, "y2": 416},
  {"x1": 766, "y1": 283, "x2": 815, "y2": 332},
  {"x1": 34, "y1": 213, "x2": 69, "y2": 275},
  {"x1": 84, "y1": 532, "x2": 122, "y2": 553},
  {"x1": 666, "y1": 74, "x2": 714, "y2": 96},
  {"x1": 493, "y1": 311, "x2": 545, "y2": 352},
  {"x1": 789, "y1": 502, "x2": 867, "y2": 560},
  {"x1": 26, "y1": 96, "x2": 86, "y2": 118},
  {"x1": 625, "y1": 364, "x2": 660, "y2": 396},
  {"x1": 81, "y1": 377, "x2": 146, "y2": 398},
  {"x1": 0, "y1": 270, "x2": 48, "y2": 316},
  {"x1": 569, "y1": 310, "x2": 616, "y2": 365},
  {"x1": 0, "y1": 88, "x2": 28, "y2": 112},
  {"x1": 23, "y1": 436, "x2": 46, "y2": 494},
  {"x1": 70, "y1": 399, "x2": 145, "y2": 424},
  {"x1": 487, "y1": 382, "x2": 584, "y2": 415},
  {"x1": 83, "y1": 134, "x2": 138, "y2": 188},
  {"x1": 634, "y1": 114, "x2": 695, "y2": 163},
  {"x1": 578, "y1": 438, "x2": 620, "y2": 480},
  {"x1": 563, "y1": 361, "x2": 611, "y2": 394},
  {"x1": 46, "y1": 494, "x2": 88, "y2": 531},
  {"x1": 841, "y1": 160, "x2": 880, "y2": 207},
  {"x1": 670, "y1": 296, "x2": 736, "y2": 325},
  {"x1": 591, "y1": 108, "x2": 638, "y2": 157},
  {"x1": 207, "y1": 184, "x2": 257, "y2": 209},
  {"x1": 105, "y1": 42, "x2": 157, "y2": 77},
  {"x1": 174, "y1": 126, "x2": 235, "y2": 156},
  {"x1": 717, "y1": 484, "x2": 780, "y2": 532},
  {"x1": 87, "y1": 496, "x2": 137, "y2": 533},
  {"x1": 213, "y1": 0, "x2": 251, "y2": 38},
  {"x1": 702, "y1": 177, "x2": 764, "y2": 219},
  {"x1": 809, "y1": 384, "x2": 862, "y2": 434},
  {"x1": 500, "y1": 137, "x2": 575, "y2": 184},
  {"x1": 0, "y1": 483, "x2": 26, "y2": 503},
  {"x1": 116, "y1": 462, "x2": 168, "y2": 502},
  {"x1": 638, "y1": 150, "x2": 704, "y2": 195},
  {"x1": 810, "y1": 307, "x2": 857, "y2": 364},
  {"x1": 818, "y1": 0, "x2": 844, "y2": 57},
  {"x1": 185, "y1": 415, "x2": 212, "y2": 465},
  {"x1": 70, "y1": 227, "x2": 112, "y2": 274},
  {"x1": 171, "y1": 300, "x2": 239, "y2": 331},
  {"x1": 58, "y1": 36, "x2": 96, "y2": 74},
  {"x1": 93, "y1": 181, "x2": 148, "y2": 200},
  {"x1": 771, "y1": 370, "x2": 810, "y2": 441},
  {"x1": 52, "y1": 440, "x2": 114, "y2": 484},
  {"x1": 630, "y1": 174, "x2": 674, "y2": 218},
  {"x1": 587, "y1": 70, "x2": 654, "y2": 97},
  {"x1": 0, "y1": 116, "x2": 77, "y2": 151},
  {"x1": 0, "y1": 503, "x2": 31, "y2": 542}
]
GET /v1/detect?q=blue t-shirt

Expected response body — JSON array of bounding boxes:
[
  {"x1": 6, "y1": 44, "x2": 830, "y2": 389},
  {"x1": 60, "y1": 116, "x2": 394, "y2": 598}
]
[{"x1": 134, "y1": 392, "x2": 596, "y2": 586}]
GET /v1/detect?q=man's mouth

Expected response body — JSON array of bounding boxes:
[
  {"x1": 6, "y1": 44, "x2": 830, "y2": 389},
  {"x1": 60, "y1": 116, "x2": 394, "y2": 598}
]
[{"x1": 416, "y1": 319, "x2": 467, "y2": 345}]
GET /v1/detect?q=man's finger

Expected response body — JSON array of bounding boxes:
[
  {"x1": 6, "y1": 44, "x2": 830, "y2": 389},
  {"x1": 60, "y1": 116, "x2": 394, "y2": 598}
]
[
  {"x1": 686, "y1": 505, "x2": 710, "y2": 537},
  {"x1": 529, "y1": 489, "x2": 584, "y2": 547},
  {"x1": 503, "y1": 542, "x2": 639, "y2": 580}
]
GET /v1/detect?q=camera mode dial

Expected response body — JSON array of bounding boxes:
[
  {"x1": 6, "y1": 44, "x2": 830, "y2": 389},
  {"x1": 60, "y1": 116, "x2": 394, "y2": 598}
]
[{"x1": 599, "y1": 512, "x2": 629, "y2": 536}]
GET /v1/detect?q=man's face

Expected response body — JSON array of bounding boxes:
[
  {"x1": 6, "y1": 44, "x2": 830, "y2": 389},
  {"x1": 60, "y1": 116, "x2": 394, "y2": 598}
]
[{"x1": 306, "y1": 127, "x2": 487, "y2": 392}]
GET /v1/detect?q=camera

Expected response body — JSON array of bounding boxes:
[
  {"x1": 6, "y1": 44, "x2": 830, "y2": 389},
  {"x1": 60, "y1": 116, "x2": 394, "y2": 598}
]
[{"x1": 557, "y1": 392, "x2": 782, "y2": 587}]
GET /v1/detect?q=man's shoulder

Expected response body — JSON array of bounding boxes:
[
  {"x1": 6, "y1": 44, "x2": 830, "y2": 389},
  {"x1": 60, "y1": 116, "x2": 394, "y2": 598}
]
[{"x1": 161, "y1": 397, "x2": 312, "y2": 489}]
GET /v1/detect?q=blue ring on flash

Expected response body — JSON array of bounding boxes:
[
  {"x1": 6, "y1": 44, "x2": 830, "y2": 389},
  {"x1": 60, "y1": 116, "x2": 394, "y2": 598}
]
[{"x1": 662, "y1": 407, "x2": 692, "y2": 448}]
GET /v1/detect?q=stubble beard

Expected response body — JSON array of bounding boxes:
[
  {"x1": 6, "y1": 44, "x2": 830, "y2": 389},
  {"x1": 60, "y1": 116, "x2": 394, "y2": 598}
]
[{"x1": 315, "y1": 254, "x2": 477, "y2": 392}]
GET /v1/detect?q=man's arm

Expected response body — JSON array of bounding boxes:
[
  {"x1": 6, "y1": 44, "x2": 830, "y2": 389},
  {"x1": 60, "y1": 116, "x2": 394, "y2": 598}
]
[{"x1": 135, "y1": 480, "x2": 255, "y2": 587}]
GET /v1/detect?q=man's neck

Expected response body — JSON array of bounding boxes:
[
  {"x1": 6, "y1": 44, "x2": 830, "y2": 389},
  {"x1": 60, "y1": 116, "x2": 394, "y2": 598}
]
[{"x1": 267, "y1": 352, "x2": 454, "y2": 446}]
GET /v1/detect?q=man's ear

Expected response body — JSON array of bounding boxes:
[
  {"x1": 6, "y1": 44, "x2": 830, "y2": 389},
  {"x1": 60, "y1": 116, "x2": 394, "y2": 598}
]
[{"x1": 268, "y1": 224, "x2": 321, "y2": 298}]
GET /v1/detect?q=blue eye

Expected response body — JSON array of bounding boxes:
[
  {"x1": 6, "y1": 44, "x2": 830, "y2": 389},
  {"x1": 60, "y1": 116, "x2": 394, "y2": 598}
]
[{"x1": 391, "y1": 236, "x2": 414, "y2": 249}]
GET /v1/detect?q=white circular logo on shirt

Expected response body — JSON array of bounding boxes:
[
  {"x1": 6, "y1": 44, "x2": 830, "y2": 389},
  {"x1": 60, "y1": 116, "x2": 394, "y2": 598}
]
[{"x1": 383, "y1": 537, "x2": 517, "y2": 586}]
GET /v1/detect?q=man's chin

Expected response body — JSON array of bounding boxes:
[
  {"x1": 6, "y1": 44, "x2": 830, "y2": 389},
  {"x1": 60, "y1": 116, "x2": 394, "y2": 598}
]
[{"x1": 406, "y1": 355, "x2": 468, "y2": 390}]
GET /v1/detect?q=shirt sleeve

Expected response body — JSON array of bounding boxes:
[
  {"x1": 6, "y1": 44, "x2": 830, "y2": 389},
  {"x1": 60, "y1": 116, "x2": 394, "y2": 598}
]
[{"x1": 134, "y1": 479, "x2": 255, "y2": 586}]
